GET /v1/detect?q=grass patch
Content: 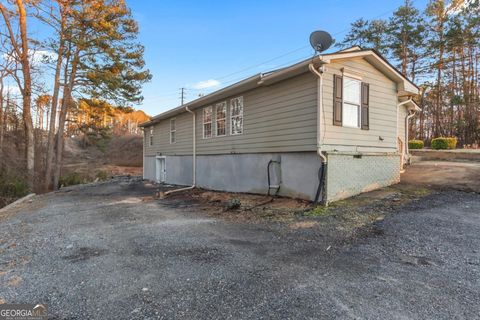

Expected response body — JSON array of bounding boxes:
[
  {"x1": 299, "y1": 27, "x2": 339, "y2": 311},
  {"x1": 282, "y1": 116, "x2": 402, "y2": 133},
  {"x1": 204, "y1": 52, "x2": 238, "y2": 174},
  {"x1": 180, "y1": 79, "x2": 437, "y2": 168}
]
[
  {"x1": 59, "y1": 172, "x2": 84, "y2": 188},
  {"x1": 303, "y1": 205, "x2": 332, "y2": 217},
  {"x1": 411, "y1": 187, "x2": 432, "y2": 197},
  {"x1": 95, "y1": 170, "x2": 109, "y2": 181}
]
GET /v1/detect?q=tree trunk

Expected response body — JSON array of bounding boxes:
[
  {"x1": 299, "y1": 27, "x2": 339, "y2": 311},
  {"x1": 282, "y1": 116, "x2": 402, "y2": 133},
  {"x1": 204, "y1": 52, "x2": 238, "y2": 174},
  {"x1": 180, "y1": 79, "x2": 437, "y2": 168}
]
[
  {"x1": 44, "y1": 9, "x2": 66, "y2": 191},
  {"x1": 53, "y1": 49, "x2": 80, "y2": 190},
  {"x1": 0, "y1": 78, "x2": 4, "y2": 157},
  {"x1": 16, "y1": 0, "x2": 35, "y2": 189}
]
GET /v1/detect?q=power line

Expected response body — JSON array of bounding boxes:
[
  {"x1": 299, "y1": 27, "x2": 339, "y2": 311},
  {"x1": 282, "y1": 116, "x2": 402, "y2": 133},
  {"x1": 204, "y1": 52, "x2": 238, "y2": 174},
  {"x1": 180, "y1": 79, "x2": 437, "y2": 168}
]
[{"x1": 163, "y1": 1, "x2": 419, "y2": 103}]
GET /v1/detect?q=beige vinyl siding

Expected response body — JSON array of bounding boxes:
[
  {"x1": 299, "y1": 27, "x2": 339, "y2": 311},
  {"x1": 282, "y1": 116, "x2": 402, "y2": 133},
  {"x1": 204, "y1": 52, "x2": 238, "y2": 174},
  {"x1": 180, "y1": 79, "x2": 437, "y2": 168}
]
[
  {"x1": 321, "y1": 58, "x2": 399, "y2": 152},
  {"x1": 145, "y1": 72, "x2": 318, "y2": 156}
]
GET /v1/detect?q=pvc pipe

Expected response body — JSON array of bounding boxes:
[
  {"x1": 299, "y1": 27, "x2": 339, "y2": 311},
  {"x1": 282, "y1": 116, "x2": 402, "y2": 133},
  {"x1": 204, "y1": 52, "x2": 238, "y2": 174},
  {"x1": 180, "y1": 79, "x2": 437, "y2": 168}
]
[
  {"x1": 185, "y1": 107, "x2": 196, "y2": 186},
  {"x1": 397, "y1": 98, "x2": 414, "y2": 165},
  {"x1": 309, "y1": 63, "x2": 327, "y2": 163},
  {"x1": 405, "y1": 109, "x2": 416, "y2": 163},
  {"x1": 161, "y1": 107, "x2": 196, "y2": 197}
]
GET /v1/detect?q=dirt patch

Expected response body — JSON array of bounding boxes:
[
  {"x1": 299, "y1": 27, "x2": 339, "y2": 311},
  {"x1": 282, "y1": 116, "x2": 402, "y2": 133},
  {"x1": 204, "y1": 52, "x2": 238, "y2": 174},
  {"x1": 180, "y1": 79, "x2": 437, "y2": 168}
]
[
  {"x1": 289, "y1": 221, "x2": 319, "y2": 229},
  {"x1": 7, "y1": 276, "x2": 22, "y2": 287},
  {"x1": 158, "y1": 182, "x2": 435, "y2": 243},
  {"x1": 61, "y1": 135, "x2": 143, "y2": 184},
  {"x1": 401, "y1": 161, "x2": 480, "y2": 192},
  {"x1": 162, "y1": 189, "x2": 310, "y2": 223}
]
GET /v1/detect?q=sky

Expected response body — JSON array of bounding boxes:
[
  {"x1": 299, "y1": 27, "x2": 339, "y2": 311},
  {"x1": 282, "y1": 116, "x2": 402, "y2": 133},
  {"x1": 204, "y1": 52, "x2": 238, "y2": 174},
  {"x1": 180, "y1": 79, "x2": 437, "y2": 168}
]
[
  {"x1": 128, "y1": 0, "x2": 429, "y2": 116},
  {"x1": 2, "y1": 0, "x2": 431, "y2": 116}
]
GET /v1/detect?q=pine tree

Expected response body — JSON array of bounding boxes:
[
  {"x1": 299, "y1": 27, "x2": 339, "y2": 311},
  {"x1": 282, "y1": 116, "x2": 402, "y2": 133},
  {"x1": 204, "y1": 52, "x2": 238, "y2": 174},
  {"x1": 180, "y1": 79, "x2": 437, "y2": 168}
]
[{"x1": 386, "y1": 0, "x2": 426, "y2": 79}]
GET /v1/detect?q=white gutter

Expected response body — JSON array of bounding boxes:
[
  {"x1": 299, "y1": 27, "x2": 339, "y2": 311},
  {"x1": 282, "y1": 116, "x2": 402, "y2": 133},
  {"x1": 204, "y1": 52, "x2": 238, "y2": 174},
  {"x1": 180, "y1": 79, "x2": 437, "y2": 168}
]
[
  {"x1": 161, "y1": 107, "x2": 196, "y2": 197},
  {"x1": 309, "y1": 63, "x2": 327, "y2": 163}
]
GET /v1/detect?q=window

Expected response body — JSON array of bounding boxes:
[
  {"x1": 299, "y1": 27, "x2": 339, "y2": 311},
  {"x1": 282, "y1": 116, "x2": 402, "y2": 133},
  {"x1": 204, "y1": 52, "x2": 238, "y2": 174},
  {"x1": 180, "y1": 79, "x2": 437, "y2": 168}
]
[
  {"x1": 170, "y1": 119, "x2": 176, "y2": 144},
  {"x1": 215, "y1": 102, "x2": 227, "y2": 136},
  {"x1": 149, "y1": 127, "x2": 153, "y2": 146},
  {"x1": 230, "y1": 96, "x2": 243, "y2": 135},
  {"x1": 203, "y1": 106, "x2": 213, "y2": 138},
  {"x1": 342, "y1": 77, "x2": 361, "y2": 128}
]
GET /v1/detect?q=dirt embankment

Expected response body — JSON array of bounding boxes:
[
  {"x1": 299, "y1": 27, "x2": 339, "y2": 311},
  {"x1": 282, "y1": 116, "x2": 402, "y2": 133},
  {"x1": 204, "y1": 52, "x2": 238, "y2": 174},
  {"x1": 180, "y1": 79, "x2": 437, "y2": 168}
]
[{"x1": 61, "y1": 134, "x2": 143, "y2": 181}]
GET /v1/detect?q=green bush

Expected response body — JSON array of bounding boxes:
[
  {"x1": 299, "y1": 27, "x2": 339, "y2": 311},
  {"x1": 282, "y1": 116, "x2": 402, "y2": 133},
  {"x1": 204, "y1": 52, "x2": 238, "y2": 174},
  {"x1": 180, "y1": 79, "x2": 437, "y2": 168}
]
[
  {"x1": 408, "y1": 140, "x2": 424, "y2": 149},
  {"x1": 431, "y1": 137, "x2": 449, "y2": 150},
  {"x1": 0, "y1": 178, "x2": 29, "y2": 198},
  {"x1": 446, "y1": 137, "x2": 458, "y2": 149},
  {"x1": 431, "y1": 137, "x2": 458, "y2": 150},
  {"x1": 59, "y1": 172, "x2": 84, "y2": 188}
]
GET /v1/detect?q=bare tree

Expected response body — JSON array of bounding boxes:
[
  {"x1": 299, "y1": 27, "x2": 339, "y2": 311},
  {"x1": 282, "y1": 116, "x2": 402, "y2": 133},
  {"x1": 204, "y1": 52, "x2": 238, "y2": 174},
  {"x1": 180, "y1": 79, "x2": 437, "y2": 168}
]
[{"x1": 0, "y1": 0, "x2": 35, "y2": 188}]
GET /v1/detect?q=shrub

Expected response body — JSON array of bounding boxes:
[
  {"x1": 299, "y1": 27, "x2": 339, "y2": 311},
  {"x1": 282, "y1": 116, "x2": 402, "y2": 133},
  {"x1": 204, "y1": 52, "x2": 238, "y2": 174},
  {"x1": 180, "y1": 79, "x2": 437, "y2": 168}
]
[
  {"x1": 59, "y1": 172, "x2": 84, "y2": 188},
  {"x1": 0, "y1": 177, "x2": 29, "y2": 208},
  {"x1": 0, "y1": 178, "x2": 29, "y2": 198},
  {"x1": 225, "y1": 199, "x2": 241, "y2": 210},
  {"x1": 408, "y1": 140, "x2": 424, "y2": 149},
  {"x1": 95, "y1": 170, "x2": 109, "y2": 181},
  {"x1": 431, "y1": 137, "x2": 449, "y2": 150},
  {"x1": 446, "y1": 137, "x2": 458, "y2": 149}
]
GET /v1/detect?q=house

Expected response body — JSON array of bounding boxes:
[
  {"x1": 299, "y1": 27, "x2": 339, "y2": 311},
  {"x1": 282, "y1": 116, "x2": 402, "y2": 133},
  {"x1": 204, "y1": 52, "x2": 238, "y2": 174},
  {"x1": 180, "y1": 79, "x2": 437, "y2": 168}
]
[{"x1": 140, "y1": 46, "x2": 420, "y2": 204}]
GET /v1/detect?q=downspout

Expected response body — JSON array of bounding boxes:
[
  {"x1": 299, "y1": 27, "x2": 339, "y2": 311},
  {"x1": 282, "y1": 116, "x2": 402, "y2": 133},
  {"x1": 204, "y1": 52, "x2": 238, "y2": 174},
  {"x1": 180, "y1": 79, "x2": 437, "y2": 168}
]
[
  {"x1": 309, "y1": 63, "x2": 327, "y2": 205},
  {"x1": 161, "y1": 107, "x2": 196, "y2": 197},
  {"x1": 405, "y1": 108, "x2": 416, "y2": 165},
  {"x1": 397, "y1": 98, "x2": 414, "y2": 167},
  {"x1": 142, "y1": 128, "x2": 145, "y2": 179}
]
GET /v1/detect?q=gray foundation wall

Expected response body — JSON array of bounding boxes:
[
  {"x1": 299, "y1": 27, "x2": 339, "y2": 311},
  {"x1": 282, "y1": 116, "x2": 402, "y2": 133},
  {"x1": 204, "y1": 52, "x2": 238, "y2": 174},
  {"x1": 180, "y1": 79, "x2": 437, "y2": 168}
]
[
  {"x1": 144, "y1": 152, "x2": 401, "y2": 202},
  {"x1": 144, "y1": 156, "x2": 156, "y2": 181},
  {"x1": 154, "y1": 153, "x2": 321, "y2": 201},
  {"x1": 325, "y1": 152, "x2": 401, "y2": 203}
]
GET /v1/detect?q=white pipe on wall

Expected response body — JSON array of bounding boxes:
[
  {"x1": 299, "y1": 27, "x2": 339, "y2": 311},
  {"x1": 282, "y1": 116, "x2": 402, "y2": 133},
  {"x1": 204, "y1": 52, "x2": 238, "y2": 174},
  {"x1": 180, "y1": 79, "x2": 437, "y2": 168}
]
[
  {"x1": 161, "y1": 106, "x2": 196, "y2": 197},
  {"x1": 308, "y1": 63, "x2": 327, "y2": 163},
  {"x1": 405, "y1": 109, "x2": 416, "y2": 162}
]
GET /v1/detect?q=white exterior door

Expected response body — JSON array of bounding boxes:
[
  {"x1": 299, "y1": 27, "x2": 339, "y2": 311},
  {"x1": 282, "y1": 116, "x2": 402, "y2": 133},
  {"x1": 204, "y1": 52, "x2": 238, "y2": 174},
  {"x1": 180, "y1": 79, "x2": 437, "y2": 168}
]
[{"x1": 156, "y1": 157, "x2": 166, "y2": 183}]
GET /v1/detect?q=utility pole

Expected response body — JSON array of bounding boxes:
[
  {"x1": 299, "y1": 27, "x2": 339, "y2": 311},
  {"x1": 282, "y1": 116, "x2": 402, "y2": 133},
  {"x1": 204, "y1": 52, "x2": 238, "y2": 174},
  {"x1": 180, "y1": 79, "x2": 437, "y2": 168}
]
[{"x1": 180, "y1": 87, "x2": 185, "y2": 106}]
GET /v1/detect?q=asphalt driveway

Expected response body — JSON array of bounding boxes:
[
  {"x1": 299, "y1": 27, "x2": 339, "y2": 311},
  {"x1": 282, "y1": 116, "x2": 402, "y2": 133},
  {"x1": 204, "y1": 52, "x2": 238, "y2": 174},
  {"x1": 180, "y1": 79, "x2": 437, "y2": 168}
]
[{"x1": 0, "y1": 175, "x2": 479, "y2": 319}]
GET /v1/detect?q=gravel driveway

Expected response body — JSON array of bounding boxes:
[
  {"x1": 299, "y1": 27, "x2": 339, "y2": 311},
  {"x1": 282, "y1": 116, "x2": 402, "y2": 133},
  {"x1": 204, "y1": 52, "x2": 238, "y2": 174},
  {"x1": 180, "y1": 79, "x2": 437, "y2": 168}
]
[{"x1": 0, "y1": 175, "x2": 479, "y2": 319}]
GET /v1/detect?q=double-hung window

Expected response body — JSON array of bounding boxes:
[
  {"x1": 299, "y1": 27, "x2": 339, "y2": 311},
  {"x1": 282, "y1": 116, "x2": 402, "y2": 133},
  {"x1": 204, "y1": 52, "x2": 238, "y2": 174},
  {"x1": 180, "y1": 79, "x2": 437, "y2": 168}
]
[
  {"x1": 203, "y1": 106, "x2": 213, "y2": 138},
  {"x1": 215, "y1": 102, "x2": 227, "y2": 136},
  {"x1": 342, "y1": 77, "x2": 361, "y2": 128},
  {"x1": 170, "y1": 119, "x2": 176, "y2": 144},
  {"x1": 230, "y1": 96, "x2": 243, "y2": 135}
]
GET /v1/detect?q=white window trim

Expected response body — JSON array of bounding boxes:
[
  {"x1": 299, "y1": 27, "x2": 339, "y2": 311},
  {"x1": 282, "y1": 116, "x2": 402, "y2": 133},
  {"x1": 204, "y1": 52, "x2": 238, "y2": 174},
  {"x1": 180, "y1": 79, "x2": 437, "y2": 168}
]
[
  {"x1": 342, "y1": 77, "x2": 361, "y2": 128},
  {"x1": 215, "y1": 101, "x2": 227, "y2": 137},
  {"x1": 230, "y1": 96, "x2": 244, "y2": 135},
  {"x1": 203, "y1": 106, "x2": 213, "y2": 139},
  {"x1": 170, "y1": 118, "x2": 176, "y2": 144}
]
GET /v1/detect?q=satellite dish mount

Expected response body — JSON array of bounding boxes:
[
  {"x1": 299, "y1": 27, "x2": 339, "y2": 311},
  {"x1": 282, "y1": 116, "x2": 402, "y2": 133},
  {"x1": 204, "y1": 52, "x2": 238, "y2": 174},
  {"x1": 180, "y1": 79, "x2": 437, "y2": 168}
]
[{"x1": 309, "y1": 31, "x2": 333, "y2": 54}]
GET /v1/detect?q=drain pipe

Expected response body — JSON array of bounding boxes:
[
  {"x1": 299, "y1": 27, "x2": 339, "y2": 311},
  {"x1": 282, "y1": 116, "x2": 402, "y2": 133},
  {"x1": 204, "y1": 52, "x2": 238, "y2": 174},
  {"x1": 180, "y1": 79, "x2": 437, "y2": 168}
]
[
  {"x1": 161, "y1": 107, "x2": 196, "y2": 197},
  {"x1": 405, "y1": 108, "x2": 416, "y2": 165},
  {"x1": 309, "y1": 63, "x2": 327, "y2": 205},
  {"x1": 397, "y1": 98, "x2": 414, "y2": 166}
]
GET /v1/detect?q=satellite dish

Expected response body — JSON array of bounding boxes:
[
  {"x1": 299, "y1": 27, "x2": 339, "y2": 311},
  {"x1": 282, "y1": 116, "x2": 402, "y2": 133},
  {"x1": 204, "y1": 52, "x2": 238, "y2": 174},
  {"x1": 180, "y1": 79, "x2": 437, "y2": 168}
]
[{"x1": 309, "y1": 31, "x2": 333, "y2": 53}]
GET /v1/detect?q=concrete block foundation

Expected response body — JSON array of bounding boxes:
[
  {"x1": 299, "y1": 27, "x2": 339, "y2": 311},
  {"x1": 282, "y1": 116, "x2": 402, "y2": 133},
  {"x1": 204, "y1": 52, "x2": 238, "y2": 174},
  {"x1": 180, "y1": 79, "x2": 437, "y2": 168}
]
[{"x1": 144, "y1": 152, "x2": 401, "y2": 202}]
